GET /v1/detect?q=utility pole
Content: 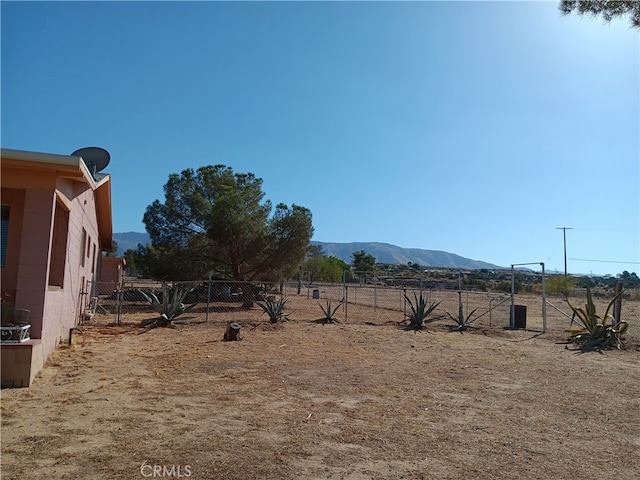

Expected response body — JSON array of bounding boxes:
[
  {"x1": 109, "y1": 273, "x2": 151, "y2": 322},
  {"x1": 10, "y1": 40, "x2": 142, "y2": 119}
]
[{"x1": 556, "y1": 227, "x2": 573, "y2": 276}]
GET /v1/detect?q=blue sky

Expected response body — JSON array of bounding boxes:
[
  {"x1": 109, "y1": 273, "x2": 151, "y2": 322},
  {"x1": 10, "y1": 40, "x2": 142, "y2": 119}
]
[{"x1": 2, "y1": 1, "x2": 638, "y2": 276}]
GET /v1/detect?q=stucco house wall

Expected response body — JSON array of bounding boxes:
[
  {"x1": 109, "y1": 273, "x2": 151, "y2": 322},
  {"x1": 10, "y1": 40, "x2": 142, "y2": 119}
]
[{"x1": 1, "y1": 148, "x2": 113, "y2": 386}]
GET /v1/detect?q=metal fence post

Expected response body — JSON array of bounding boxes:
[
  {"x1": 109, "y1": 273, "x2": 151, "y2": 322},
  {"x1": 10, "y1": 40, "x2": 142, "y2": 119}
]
[
  {"x1": 374, "y1": 284, "x2": 377, "y2": 311},
  {"x1": 613, "y1": 280, "x2": 623, "y2": 323},
  {"x1": 403, "y1": 288, "x2": 407, "y2": 318},
  {"x1": 344, "y1": 285, "x2": 348, "y2": 323},
  {"x1": 510, "y1": 265, "x2": 515, "y2": 329},
  {"x1": 116, "y1": 286, "x2": 123, "y2": 324},
  {"x1": 541, "y1": 262, "x2": 547, "y2": 333},
  {"x1": 206, "y1": 273, "x2": 212, "y2": 323}
]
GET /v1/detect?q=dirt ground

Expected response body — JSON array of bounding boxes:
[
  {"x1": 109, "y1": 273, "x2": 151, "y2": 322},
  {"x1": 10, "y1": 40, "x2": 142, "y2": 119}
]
[{"x1": 1, "y1": 297, "x2": 639, "y2": 480}]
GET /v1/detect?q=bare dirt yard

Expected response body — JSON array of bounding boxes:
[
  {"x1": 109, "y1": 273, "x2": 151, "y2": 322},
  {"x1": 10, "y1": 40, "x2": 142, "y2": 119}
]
[{"x1": 2, "y1": 295, "x2": 639, "y2": 480}]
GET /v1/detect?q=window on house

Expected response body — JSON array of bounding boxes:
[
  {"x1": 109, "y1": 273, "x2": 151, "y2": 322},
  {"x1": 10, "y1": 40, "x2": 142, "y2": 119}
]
[
  {"x1": 91, "y1": 243, "x2": 96, "y2": 274},
  {"x1": 1, "y1": 206, "x2": 9, "y2": 267},
  {"x1": 87, "y1": 235, "x2": 91, "y2": 259},
  {"x1": 49, "y1": 201, "x2": 69, "y2": 287},
  {"x1": 80, "y1": 229, "x2": 86, "y2": 267}
]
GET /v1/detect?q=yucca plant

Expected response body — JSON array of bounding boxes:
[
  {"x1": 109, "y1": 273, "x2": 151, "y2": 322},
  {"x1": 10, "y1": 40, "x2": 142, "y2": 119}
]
[
  {"x1": 404, "y1": 293, "x2": 442, "y2": 330},
  {"x1": 139, "y1": 283, "x2": 198, "y2": 328},
  {"x1": 318, "y1": 299, "x2": 343, "y2": 324},
  {"x1": 446, "y1": 302, "x2": 479, "y2": 333},
  {"x1": 257, "y1": 296, "x2": 288, "y2": 323},
  {"x1": 565, "y1": 287, "x2": 628, "y2": 352}
]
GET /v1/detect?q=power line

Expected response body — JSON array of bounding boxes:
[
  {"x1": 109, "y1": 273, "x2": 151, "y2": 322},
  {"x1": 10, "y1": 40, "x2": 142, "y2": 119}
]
[{"x1": 570, "y1": 258, "x2": 640, "y2": 264}]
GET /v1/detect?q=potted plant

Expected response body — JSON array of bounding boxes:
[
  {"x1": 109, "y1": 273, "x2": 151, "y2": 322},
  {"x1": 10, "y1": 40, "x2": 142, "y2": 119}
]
[{"x1": 1, "y1": 291, "x2": 31, "y2": 342}]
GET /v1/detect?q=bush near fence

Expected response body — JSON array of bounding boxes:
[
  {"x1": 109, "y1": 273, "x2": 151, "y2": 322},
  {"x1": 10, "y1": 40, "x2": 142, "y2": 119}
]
[
  {"x1": 85, "y1": 280, "x2": 515, "y2": 328},
  {"x1": 83, "y1": 279, "x2": 638, "y2": 343}
]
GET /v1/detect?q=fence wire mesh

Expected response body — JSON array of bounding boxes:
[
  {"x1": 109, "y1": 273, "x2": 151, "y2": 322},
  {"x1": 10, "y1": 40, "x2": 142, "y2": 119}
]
[
  {"x1": 85, "y1": 280, "x2": 513, "y2": 329},
  {"x1": 83, "y1": 278, "x2": 639, "y2": 347}
]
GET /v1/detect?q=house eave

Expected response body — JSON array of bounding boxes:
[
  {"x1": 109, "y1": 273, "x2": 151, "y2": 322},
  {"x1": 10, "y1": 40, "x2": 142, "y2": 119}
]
[
  {"x1": 95, "y1": 175, "x2": 113, "y2": 252},
  {"x1": 1, "y1": 148, "x2": 96, "y2": 186}
]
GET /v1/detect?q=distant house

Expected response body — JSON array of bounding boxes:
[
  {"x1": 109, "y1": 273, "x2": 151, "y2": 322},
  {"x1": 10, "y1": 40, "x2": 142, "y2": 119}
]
[
  {"x1": 98, "y1": 256, "x2": 126, "y2": 295},
  {"x1": 1, "y1": 147, "x2": 114, "y2": 386}
]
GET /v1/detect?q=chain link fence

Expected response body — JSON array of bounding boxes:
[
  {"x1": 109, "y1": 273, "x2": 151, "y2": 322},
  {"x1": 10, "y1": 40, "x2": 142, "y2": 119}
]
[
  {"x1": 81, "y1": 278, "x2": 638, "y2": 348},
  {"x1": 84, "y1": 279, "x2": 514, "y2": 329}
]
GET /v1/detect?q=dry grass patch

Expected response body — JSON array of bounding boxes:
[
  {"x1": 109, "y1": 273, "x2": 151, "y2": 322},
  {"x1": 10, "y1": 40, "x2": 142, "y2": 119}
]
[{"x1": 1, "y1": 298, "x2": 639, "y2": 479}]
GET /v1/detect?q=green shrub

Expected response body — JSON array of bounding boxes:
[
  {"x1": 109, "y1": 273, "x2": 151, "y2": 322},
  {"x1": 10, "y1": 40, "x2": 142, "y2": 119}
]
[
  {"x1": 565, "y1": 287, "x2": 628, "y2": 352},
  {"x1": 139, "y1": 283, "x2": 198, "y2": 328},
  {"x1": 547, "y1": 275, "x2": 576, "y2": 297},
  {"x1": 446, "y1": 302, "x2": 478, "y2": 333},
  {"x1": 318, "y1": 299, "x2": 343, "y2": 324},
  {"x1": 404, "y1": 293, "x2": 442, "y2": 330},
  {"x1": 257, "y1": 296, "x2": 288, "y2": 323}
]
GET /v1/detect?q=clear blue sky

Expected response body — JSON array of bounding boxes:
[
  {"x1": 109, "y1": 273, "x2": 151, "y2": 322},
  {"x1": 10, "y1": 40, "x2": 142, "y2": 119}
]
[{"x1": 2, "y1": 1, "x2": 638, "y2": 276}]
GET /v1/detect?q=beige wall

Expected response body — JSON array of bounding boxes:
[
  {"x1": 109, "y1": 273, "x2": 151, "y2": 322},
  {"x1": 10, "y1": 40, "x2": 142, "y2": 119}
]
[{"x1": 1, "y1": 341, "x2": 43, "y2": 388}]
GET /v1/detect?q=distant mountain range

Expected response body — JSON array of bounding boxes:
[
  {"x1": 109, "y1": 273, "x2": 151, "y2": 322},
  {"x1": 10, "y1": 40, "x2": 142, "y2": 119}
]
[
  {"x1": 113, "y1": 232, "x2": 151, "y2": 255},
  {"x1": 112, "y1": 232, "x2": 503, "y2": 270},
  {"x1": 310, "y1": 241, "x2": 502, "y2": 270}
]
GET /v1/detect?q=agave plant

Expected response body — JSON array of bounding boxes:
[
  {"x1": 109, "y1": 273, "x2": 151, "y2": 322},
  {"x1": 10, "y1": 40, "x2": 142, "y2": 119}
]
[
  {"x1": 139, "y1": 283, "x2": 198, "y2": 328},
  {"x1": 446, "y1": 302, "x2": 478, "y2": 333},
  {"x1": 565, "y1": 287, "x2": 628, "y2": 352},
  {"x1": 257, "y1": 296, "x2": 288, "y2": 323},
  {"x1": 318, "y1": 299, "x2": 343, "y2": 324},
  {"x1": 404, "y1": 293, "x2": 442, "y2": 330}
]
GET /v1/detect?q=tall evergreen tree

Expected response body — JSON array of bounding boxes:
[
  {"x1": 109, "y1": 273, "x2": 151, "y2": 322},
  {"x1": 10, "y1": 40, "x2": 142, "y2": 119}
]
[
  {"x1": 143, "y1": 165, "x2": 313, "y2": 282},
  {"x1": 560, "y1": 0, "x2": 640, "y2": 28}
]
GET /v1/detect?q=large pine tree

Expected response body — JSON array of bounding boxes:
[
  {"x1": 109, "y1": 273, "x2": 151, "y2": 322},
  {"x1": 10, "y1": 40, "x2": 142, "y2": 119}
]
[{"x1": 143, "y1": 165, "x2": 313, "y2": 283}]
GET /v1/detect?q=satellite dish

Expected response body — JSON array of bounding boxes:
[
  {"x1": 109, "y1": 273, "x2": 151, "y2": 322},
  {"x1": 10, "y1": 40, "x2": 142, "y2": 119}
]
[{"x1": 71, "y1": 147, "x2": 110, "y2": 172}]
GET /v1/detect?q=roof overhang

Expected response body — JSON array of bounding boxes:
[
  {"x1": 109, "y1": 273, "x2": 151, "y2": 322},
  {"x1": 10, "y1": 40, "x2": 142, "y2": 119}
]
[
  {"x1": 102, "y1": 256, "x2": 126, "y2": 266},
  {"x1": 1, "y1": 148, "x2": 114, "y2": 252},
  {"x1": 1, "y1": 148, "x2": 96, "y2": 186},
  {"x1": 94, "y1": 174, "x2": 113, "y2": 252}
]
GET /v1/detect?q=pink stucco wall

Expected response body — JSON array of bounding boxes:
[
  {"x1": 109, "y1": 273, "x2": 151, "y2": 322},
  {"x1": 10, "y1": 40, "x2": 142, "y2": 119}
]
[
  {"x1": 43, "y1": 181, "x2": 102, "y2": 359},
  {"x1": 2, "y1": 157, "x2": 109, "y2": 385},
  {"x1": 4, "y1": 183, "x2": 100, "y2": 361},
  {"x1": 0, "y1": 189, "x2": 24, "y2": 299}
]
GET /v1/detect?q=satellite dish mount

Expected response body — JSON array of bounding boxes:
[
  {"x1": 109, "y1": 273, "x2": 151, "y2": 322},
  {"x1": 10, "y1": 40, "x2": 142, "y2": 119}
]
[{"x1": 71, "y1": 147, "x2": 111, "y2": 177}]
